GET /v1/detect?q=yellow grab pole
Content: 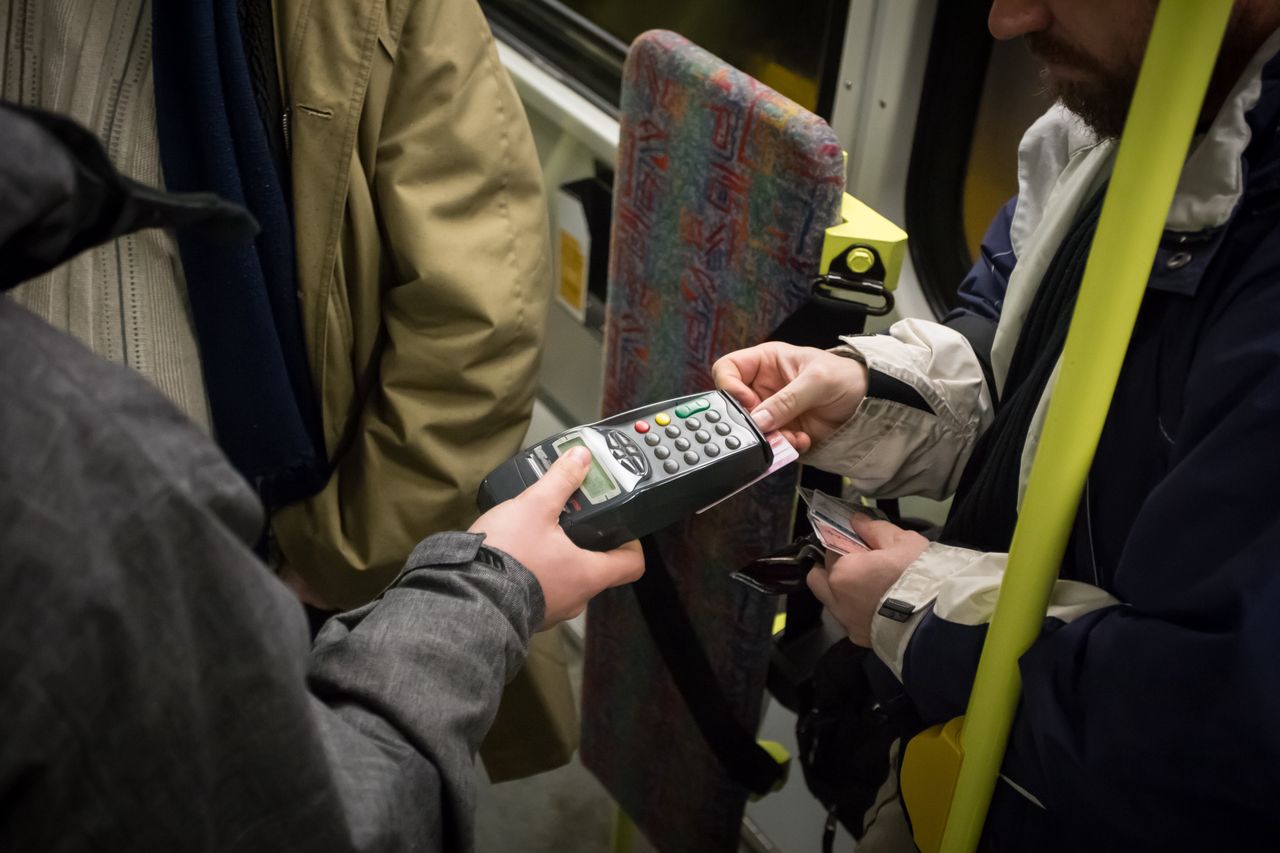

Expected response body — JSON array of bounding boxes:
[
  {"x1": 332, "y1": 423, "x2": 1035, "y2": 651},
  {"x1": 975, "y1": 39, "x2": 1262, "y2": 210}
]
[{"x1": 937, "y1": 2, "x2": 1234, "y2": 852}]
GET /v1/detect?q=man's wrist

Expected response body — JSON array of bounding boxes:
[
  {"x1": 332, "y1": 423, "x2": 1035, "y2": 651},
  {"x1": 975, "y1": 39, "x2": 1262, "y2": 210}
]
[
  {"x1": 402, "y1": 532, "x2": 547, "y2": 633},
  {"x1": 868, "y1": 542, "x2": 985, "y2": 681}
]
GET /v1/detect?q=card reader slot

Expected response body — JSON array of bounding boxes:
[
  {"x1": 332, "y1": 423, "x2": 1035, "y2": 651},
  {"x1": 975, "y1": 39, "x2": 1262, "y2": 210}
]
[{"x1": 526, "y1": 456, "x2": 546, "y2": 479}]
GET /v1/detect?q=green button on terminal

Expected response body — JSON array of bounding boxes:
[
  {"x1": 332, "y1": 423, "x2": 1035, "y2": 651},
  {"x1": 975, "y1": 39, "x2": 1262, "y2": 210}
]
[{"x1": 676, "y1": 397, "x2": 711, "y2": 418}]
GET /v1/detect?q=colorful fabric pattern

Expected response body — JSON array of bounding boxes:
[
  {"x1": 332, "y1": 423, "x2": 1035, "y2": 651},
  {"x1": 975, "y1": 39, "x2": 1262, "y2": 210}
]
[{"x1": 580, "y1": 30, "x2": 845, "y2": 853}]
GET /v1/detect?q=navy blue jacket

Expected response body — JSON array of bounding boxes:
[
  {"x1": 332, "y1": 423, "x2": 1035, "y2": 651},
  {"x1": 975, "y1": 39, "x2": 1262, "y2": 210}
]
[{"x1": 907, "y1": 54, "x2": 1280, "y2": 851}]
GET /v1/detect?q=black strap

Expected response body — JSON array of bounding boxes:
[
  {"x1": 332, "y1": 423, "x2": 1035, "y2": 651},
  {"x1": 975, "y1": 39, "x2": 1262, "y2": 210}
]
[
  {"x1": 822, "y1": 806, "x2": 838, "y2": 853},
  {"x1": 943, "y1": 185, "x2": 1107, "y2": 552},
  {"x1": 768, "y1": 275, "x2": 881, "y2": 641},
  {"x1": 626, "y1": 265, "x2": 885, "y2": 795},
  {"x1": 631, "y1": 536, "x2": 786, "y2": 796},
  {"x1": 770, "y1": 274, "x2": 891, "y2": 346}
]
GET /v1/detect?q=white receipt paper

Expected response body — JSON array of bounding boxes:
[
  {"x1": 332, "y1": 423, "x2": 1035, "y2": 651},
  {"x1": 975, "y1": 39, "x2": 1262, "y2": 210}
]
[{"x1": 696, "y1": 431, "x2": 799, "y2": 514}]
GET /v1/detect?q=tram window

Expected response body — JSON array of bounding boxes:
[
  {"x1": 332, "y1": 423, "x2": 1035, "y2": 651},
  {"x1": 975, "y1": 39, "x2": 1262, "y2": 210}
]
[
  {"x1": 482, "y1": 0, "x2": 849, "y2": 119},
  {"x1": 906, "y1": 1, "x2": 1050, "y2": 316},
  {"x1": 962, "y1": 40, "x2": 1053, "y2": 260}
]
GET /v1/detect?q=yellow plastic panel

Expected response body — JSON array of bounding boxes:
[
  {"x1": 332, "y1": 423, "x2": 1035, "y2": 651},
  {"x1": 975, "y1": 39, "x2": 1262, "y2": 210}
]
[{"x1": 901, "y1": 717, "x2": 965, "y2": 853}]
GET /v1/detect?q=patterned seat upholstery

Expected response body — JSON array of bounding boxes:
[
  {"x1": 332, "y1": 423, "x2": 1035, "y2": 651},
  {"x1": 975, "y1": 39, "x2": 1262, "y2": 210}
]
[{"x1": 580, "y1": 29, "x2": 845, "y2": 853}]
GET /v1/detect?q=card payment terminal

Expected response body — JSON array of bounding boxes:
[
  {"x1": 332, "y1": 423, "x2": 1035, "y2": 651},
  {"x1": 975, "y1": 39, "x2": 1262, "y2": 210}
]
[{"x1": 477, "y1": 391, "x2": 774, "y2": 550}]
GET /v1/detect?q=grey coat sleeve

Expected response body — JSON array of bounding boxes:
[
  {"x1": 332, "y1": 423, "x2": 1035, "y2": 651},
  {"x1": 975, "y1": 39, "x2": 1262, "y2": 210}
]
[
  {"x1": 0, "y1": 305, "x2": 540, "y2": 853},
  {"x1": 306, "y1": 532, "x2": 545, "y2": 853}
]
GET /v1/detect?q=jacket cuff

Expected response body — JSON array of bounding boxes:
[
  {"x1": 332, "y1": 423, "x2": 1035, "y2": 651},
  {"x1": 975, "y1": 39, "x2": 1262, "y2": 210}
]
[
  {"x1": 799, "y1": 321, "x2": 992, "y2": 498},
  {"x1": 800, "y1": 341, "x2": 917, "y2": 473},
  {"x1": 838, "y1": 322, "x2": 990, "y2": 427},
  {"x1": 403, "y1": 531, "x2": 547, "y2": 629},
  {"x1": 869, "y1": 542, "x2": 989, "y2": 681}
]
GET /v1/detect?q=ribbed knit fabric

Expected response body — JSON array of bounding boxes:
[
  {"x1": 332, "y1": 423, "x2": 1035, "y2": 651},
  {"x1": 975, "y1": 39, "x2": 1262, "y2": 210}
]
[
  {"x1": 942, "y1": 186, "x2": 1107, "y2": 553},
  {"x1": 151, "y1": 0, "x2": 326, "y2": 508},
  {"x1": 1, "y1": 0, "x2": 211, "y2": 431}
]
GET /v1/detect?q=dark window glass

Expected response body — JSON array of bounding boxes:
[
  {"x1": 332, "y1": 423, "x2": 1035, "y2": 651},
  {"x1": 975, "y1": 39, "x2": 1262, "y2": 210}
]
[
  {"x1": 905, "y1": 1, "x2": 1049, "y2": 315},
  {"x1": 962, "y1": 40, "x2": 1052, "y2": 258},
  {"x1": 482, "y1": 0, "x2": 848, "y2": 118}
]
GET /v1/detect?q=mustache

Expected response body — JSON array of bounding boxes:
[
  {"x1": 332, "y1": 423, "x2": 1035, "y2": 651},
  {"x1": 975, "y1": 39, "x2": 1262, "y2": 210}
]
[{"x1": 1025, "y1": 32, "x2": 1106, "y2": 75}]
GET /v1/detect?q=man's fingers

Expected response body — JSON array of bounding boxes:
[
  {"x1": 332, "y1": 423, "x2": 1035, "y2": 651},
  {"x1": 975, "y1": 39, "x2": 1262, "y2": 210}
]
[
  {"x1": 591, "y1": 539, "x2": 646, "y2": 590},
  {"x1": 712, "y1": 355, "x2": 763, "y2": 411},
  {"x1": 750, "y1": 371, "x2": 828, "y2": 434},
  {"x1": 524, "y1": 446, "x2": 591, "y2": 516},
  {"x1": 824, "y1": 547, "x2": 873, "y2": 574},
  {"x1": 781, "y1": 428, "x2": 812, "y2": 454},
  {"x1": 849, "y1": 512, "x2": 905, "y2": 549},
  {"x1": 806, "y1": 566, "x2": 836, "y2": 610}
]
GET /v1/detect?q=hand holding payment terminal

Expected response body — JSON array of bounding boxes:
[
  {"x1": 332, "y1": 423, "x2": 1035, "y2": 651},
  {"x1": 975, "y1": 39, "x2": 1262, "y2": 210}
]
[{"x1": 477, "y1": 391, "x2": 774, "y2": 550}]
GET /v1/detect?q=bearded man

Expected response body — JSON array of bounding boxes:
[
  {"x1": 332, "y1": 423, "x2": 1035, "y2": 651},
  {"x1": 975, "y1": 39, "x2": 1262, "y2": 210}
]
[{"x1": 715, "y1": 1, "x2": 1280, "y2": 849}]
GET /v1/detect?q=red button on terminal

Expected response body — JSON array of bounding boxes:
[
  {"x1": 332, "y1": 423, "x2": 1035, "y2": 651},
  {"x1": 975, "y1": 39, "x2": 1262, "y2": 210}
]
[{"x1": 634, "y1": 420, "x2": 651, "y2": 434}]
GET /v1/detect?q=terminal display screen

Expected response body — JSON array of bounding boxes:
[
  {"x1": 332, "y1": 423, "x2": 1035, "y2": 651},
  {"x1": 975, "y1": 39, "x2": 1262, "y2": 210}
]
[{"x1": 554, "y1": 433, "x2": 620, "y2": 504}]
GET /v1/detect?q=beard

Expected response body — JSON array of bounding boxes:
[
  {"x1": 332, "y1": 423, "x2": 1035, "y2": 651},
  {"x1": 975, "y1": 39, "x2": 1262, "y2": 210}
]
[
  {"x1": 1040, "y1": 69, "x2": 1135, "y2": 140},
  {"x1": 1027, "y1": 32, "x2": 1141, "y2": 140},
  {"x1": 1026, "y1": 6, "x2": 1254, "y2": 142}
]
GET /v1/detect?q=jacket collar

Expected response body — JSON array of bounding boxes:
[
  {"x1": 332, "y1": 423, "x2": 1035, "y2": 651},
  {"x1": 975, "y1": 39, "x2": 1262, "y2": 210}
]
[
  {"x1": 1010, "y1": 27, "x2": 1280, "y2": 298},
  {"x1": 1150, "y1": 28, "x2": 1280, "y2": 295},
  {"x1": 1167, "y1": 27, "x2": 1280, "y2": 232}
]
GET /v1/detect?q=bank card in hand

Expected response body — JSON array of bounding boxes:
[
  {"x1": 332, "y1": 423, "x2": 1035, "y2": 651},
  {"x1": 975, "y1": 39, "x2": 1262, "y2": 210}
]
[
  {"x1": 697, "y1": 431, "x2": 799, "y2": 513},
  {"x1": 799, "y1": 488, "x2": 870, "y2": 555}
]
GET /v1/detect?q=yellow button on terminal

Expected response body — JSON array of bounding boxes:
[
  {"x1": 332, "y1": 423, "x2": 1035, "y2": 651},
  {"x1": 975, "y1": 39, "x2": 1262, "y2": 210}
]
[{"x1": 655, "y1": 412, "x2": 671, "y2": 426}]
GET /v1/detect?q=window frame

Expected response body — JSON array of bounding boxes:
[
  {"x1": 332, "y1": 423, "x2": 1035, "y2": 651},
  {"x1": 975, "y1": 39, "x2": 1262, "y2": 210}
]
[
  {"x1": 480, "y1": 0, "x2": 849, "y2": 120},
  {"x1": 904, "y1": 0, "x2": 996, "y2": 317}
]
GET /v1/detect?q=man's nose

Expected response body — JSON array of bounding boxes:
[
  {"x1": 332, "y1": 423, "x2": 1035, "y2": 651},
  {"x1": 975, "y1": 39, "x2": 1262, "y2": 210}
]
[{"x1": 988, "y1": 0, "x2": 1053, "y2": 41}]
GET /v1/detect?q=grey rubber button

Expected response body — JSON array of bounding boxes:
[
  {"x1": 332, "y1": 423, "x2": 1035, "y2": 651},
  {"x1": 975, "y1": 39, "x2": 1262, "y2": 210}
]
[
  {"x1": 655, "y1": 446, "x2": 670, "y2": 460},
  {"x1": 683, "y1": 451, "x2": 699, "y2": 464},
  {"x1": 686, "y1": 417, "x2": 701, "y2": 430},
  {"x1": 675, "y1": 437, "x2": 691, "y2": 451},
  {"x1": 665, "y1": 425, "x2": 681, "y2": 438},
  {"x1": 726, "y1": 436, "x2": 741, "y2": 450},
  {"x1": 663, "y1": 460, "x2": 679, "y2": 474},
  {"x1": 705, "y1": 444, "x2": 721, "y2": 457},
  {"x1": 694, "y1": 430, "x2": 711, "y2": 443},
  {"x1": 715, "y1": 423, "x2": 731, "y2": 435},
  {"x1": 644, "y1": 433, "x2": 661, "y2": 446}
]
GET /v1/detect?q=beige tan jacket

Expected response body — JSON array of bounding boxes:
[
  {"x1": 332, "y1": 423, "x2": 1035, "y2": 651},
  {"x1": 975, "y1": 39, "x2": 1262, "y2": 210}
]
[{"x1": 272, "y1": 0, "x2": 552, "y2": 610}]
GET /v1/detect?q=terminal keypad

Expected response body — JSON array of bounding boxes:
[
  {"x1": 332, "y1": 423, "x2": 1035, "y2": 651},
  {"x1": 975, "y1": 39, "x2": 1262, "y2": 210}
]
[
  {"x1": 606, "y1": 429, "x2": 651, "y2": 480},
  {"x1": 622, "y1": 396, "x2": 754, "y2": 477}
]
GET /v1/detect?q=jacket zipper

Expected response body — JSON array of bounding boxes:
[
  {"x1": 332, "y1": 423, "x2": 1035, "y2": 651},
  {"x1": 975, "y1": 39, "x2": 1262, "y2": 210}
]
[{"x1": 282, "y1": 106, "x2": 292, "y2": 154}]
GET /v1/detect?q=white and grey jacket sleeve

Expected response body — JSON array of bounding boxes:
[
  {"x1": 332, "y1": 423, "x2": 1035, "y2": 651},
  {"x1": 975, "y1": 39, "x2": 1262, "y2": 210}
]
[{"x1": 801, "y1": 318, "x2": 995, "y2": 500}]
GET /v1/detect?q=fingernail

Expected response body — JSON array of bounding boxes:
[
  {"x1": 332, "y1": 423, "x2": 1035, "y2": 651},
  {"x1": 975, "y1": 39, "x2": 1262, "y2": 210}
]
[
  {"x1": 751, "y1": 407, "x2": 775, "y2": 432},
  {"x1": 568, "y1": 446, "x2": 591, "y2": 466}
]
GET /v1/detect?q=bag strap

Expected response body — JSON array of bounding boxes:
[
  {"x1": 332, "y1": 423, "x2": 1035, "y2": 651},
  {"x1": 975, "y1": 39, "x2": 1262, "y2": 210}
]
[
  {"x1": 626, "y1": 272, "x2": 886, "y2": 794},
  {"x1": 631, "y1": 536, "x2": 786, "y2": 796},
  {"x1": 768, "y1": 276, "x2": 885, "y2": 647}
]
